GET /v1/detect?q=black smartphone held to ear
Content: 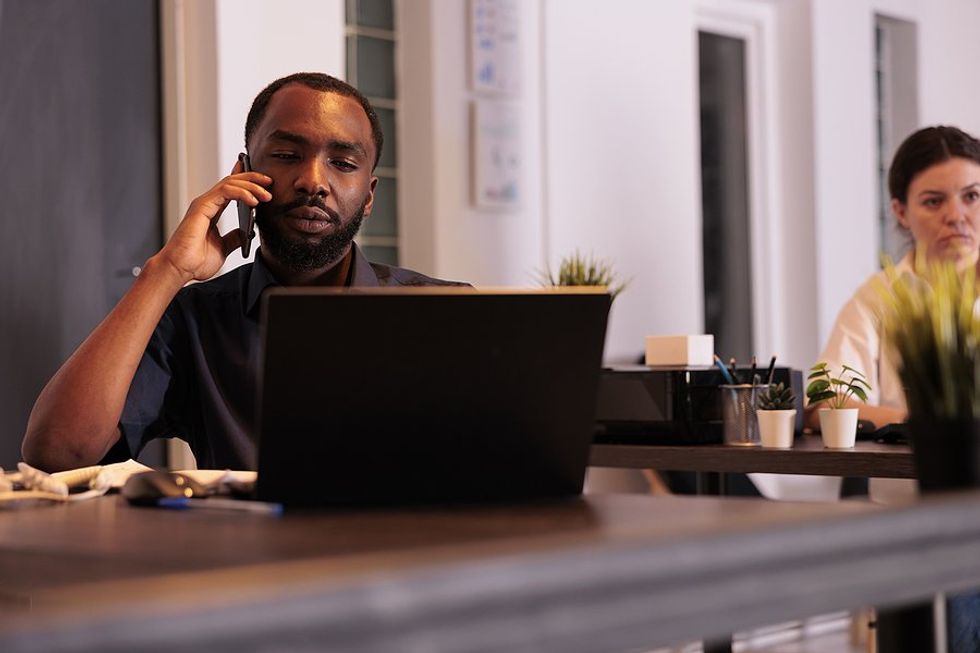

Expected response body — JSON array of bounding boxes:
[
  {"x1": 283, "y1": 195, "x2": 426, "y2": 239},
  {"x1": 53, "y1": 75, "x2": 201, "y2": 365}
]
[{"x1": 237, "y1": 152, "x2": 257, "y2": 258}]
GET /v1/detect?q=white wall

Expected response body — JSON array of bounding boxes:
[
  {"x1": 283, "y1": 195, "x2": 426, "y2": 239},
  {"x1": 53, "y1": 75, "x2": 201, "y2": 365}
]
[
  {"x1": 400, "y1": 0, "x2": 545, "y2": 288},
  {"x1": 543, "y1": 1, "x2": 704, "y2": 362},
  {"x1": 917, "y1": 0, "x2": 980, "y2": 136},
  {"x1": 770, "y1": 0, "x2": 817, "y2": 371},
  {"x1": 401, "y1": 0, "x2": 704, "y2": 363},
  {"x1": 809, "y1": 0, "x2": 881, "y2": 350}
]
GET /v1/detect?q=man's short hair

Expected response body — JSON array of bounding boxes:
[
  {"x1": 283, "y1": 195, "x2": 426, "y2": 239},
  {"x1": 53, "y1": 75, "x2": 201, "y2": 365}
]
[{"x1": 245, "y1": 72, "x2": 384, "y2": 170}]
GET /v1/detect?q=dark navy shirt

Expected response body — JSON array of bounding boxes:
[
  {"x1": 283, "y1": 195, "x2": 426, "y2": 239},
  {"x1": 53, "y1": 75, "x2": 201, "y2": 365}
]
[{"x1": 118, "y1": 244, "x2": 467, "y2": 470}]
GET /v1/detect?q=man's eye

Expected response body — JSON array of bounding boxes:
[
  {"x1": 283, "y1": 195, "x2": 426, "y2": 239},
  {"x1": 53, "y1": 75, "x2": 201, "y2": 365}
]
[
  {"x1": 271, "y1": 152, "x2": 299, "y2": 160},
  {"x1": 332, "y1": 160, "x2": 357, "y2": 171}
]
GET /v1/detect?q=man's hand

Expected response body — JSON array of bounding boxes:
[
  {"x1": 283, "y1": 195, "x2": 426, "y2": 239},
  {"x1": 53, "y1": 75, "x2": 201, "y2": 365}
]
[{"x1": 158, "y1": 160, "x2": 272, "y2": 283}]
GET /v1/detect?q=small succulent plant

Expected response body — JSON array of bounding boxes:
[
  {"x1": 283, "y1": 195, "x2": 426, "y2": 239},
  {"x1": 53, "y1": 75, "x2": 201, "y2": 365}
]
[{"x1": 757, "y1": 382, "x2": 796, "y2": 411}]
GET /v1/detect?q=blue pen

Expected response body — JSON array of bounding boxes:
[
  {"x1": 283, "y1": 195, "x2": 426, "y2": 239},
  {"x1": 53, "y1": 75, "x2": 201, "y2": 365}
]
[
  {"x1": 158, "y1": 496, "x2": 283, "y2": 516},
  {"x1": 713, "y1": 354, "x2": 737, "y2": 384}
]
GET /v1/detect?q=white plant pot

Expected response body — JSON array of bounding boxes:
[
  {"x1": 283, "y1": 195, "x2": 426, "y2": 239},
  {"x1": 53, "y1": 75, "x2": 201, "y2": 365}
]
[
  {"x1": 818, "y1": 408, "x2": 859, "y2": 449},
  {"x1": 757, "y1": 409, "x2": 797, "y2": 448}
]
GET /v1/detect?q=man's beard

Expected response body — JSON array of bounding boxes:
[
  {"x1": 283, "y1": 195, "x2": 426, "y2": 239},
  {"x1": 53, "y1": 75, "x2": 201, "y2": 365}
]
[{"x1": 255, "y1": 196, "x2": 366, "y2": 272}]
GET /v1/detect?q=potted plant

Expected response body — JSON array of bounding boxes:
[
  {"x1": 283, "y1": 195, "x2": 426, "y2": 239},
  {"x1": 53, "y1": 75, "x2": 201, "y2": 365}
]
[
  {"x1": 756, "y1": 382, "x2": 797, "y2": 448},
  {"x1": 878, "y1": 255, "x2": 980, "y2": 490},
  {"x1": 806, "y1": 362, "x2": 870, "y2": 449},
  {"x1": 540, "y1": 251, "x2": 627, "y2": 300}
]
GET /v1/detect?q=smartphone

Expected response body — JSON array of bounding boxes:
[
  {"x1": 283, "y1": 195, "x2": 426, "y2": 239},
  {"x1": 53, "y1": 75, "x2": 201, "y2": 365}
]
[{"x1": 237, "y1": 152, "x2": 257, "y2": 257}]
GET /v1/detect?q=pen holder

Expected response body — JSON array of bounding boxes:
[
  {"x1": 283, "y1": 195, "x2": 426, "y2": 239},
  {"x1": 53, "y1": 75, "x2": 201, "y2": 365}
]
[{"x1": 719, "y1": 384, "x2": 765, "y2": 447}]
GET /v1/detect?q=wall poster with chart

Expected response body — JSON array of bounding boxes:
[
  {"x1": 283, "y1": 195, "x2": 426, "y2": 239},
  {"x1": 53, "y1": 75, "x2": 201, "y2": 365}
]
[
  {"x1": 469, "y1": 0, "x2": 521, "y2": 95},
  {"x1": 469, "y1": 0, "x2": 521, "y2": 209},
  {"x1": 471, "y1": 99, "x2": 521, "y2": 209}
]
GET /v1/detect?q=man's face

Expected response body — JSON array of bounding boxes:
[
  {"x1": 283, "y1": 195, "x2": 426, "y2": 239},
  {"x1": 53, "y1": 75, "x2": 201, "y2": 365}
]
[{"x1": 248, "y1": 84, "x2": 377, "y2": 271}]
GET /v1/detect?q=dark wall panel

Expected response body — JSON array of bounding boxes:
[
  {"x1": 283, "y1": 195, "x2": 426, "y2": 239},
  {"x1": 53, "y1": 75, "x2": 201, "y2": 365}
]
[{"x1": 0, "y1": 0, "x2": 161, "y2": 468}]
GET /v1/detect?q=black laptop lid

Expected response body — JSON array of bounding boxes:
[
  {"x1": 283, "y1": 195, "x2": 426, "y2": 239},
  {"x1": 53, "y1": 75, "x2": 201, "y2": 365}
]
[{"x1": 255, "y1": 288, "x2": 610, "y2": 507}]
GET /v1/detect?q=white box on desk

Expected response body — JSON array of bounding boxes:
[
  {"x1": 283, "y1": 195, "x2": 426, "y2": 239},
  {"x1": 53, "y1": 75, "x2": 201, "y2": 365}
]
[{"x1": 644, "y1": 335, "x2": 714, "y2": 366}]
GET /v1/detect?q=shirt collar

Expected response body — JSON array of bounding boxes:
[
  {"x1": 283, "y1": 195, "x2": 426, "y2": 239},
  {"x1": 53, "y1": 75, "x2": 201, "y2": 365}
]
[
  {"x1": 349, "y1": 242, "x2": 381, "y2": 287},
  {"x1": 244, "y1": 249, "x2": 279, "y2": 317},
  {"x1": 243, "y1": 243, "x2": 380, "y2": 317}
]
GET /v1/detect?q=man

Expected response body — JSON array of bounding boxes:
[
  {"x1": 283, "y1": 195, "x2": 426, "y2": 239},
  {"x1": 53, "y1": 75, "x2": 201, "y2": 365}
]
[{"x1": 22, "y1": 73, "x2": 465, "y2": 472}]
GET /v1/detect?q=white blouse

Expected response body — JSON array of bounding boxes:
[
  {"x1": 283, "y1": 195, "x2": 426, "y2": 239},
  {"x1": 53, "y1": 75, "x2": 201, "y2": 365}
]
[{"x1": 816, "y1": 253, "x2": 913, "y2": 411}]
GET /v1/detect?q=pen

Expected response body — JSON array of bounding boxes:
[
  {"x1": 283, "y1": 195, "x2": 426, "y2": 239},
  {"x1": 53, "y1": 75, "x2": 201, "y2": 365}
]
[
  {"x1": 158, "y1": 496, "x2": 283, "y2": 516},
  {"x1": 713, "y1": 354, "x2": 736, "y2": 384},
  {"x1": 729, "y1": 357, "x2": 738, "y2": 384},
  {"x1": 750, "y1": 355, "x2": 757, "y2": 385},
  {"x1": 766, "y1": 355, "x2": 777, "y2": 384}
]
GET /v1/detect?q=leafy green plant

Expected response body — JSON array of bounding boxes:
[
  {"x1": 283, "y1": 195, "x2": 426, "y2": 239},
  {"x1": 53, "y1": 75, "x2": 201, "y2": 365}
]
[
  {"x1": 877, "y1": 253, "x2": 980, "y2": 419},
  {"x1": 757, "y1": 382, "x2": 796, "y2": 411},
  {"x1": 540, "y1": 251, "x2": 627, "y2": 299},
  {"x1": 806, "y1": 362, "x2": 870, "y2": 410}
]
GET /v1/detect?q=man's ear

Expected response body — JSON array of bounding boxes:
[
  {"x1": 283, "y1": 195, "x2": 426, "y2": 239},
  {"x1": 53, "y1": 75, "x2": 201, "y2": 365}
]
[
  {"x1": 892, "y1": 198, "x2": 910, "y2": 230},
  {"x1": 363, "y1": 176, "x2": 378, "y2": 217}
]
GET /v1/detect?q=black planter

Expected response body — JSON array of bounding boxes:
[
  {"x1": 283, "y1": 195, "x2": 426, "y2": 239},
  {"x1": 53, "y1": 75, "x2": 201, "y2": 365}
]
[{"x1": 909, "y1": 417, "x2": 980, "y2": 493}]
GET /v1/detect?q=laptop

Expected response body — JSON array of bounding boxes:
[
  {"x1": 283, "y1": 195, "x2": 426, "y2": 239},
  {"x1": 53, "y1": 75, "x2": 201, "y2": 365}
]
[{"x1": 254, "y1": 287, "x2": 610, "y2": 507}]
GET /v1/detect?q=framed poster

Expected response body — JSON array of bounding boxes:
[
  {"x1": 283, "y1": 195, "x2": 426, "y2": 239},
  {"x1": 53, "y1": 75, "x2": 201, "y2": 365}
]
[
  {"x1": 472, "y1": 99, "x2": 521, "y2": 209},
  {"x1": 469, "y1": 0, "x2": 521, "y2": 95}
]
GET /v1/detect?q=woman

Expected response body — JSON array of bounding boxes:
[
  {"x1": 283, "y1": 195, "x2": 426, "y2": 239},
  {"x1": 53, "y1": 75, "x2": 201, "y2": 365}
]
[
  {"x1": 814, "y1": 125, "x2": 980, "y2": 652},
  {"x1": 812, "y1": 125, "x2": 980, "y2": 429}
]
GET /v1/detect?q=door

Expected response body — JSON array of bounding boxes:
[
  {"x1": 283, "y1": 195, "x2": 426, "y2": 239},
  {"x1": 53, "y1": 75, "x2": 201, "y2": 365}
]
[
  {"x1": 0, "y1": 0, "x2": 162, "y2": 467},
  {"x1": 698, "y1": 30, "x2": 753, "y2": 364}
]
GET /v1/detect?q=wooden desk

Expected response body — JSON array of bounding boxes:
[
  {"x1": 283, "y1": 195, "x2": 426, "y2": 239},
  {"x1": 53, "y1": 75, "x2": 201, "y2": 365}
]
[
  {"x1": 1, "y1": 491, "x2": 979, "y2": 652},
  {"x1": 590, "y1": 434, "x2": 914, "y2": 478}
]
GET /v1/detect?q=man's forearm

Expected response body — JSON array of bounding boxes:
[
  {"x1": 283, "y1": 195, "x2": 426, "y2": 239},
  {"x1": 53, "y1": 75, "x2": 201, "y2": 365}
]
[
  {"x1": 22, "y1": 255, "x2": 188, "y2": 471},
  {"x1": 23, "y1": 163, "x2": 267, "y2": 471}
]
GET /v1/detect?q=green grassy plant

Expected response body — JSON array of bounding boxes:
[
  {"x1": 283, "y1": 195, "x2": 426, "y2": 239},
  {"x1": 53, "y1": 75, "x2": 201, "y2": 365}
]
[
  {"x1": 878, "y1": 252, "x2": 980, "y2": 420},
  {"x1": 540, "y1": 251, "x2": 627, "y2": 299}
]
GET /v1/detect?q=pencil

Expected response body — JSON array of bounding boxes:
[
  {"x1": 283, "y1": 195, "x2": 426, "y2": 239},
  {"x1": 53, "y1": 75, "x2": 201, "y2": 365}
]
[{"x1": 766, "y1": 355, "x2": 777, "y2": 384}]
